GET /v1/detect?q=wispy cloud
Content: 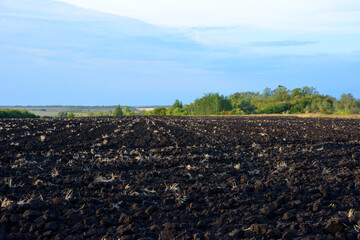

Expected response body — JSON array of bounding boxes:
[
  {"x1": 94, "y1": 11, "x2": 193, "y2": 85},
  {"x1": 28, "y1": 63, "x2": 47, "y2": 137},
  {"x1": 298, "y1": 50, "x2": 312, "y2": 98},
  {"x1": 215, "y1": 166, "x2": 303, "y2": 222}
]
[
  {"x1": 251, "y1": 41, "x2": 318, "y2": 47},
  {"x1": 58, "y1": 0, "x2": 360, "y2": 32},
  {"x1": 0, "y1": 44, "x2": 59, "y2": 56},
  {"x1": 0, "y1": 13, "x2": 56, "y2": 20},
  {"x1": 188, "y1": 26, "x2": 242, "y2": 31}
]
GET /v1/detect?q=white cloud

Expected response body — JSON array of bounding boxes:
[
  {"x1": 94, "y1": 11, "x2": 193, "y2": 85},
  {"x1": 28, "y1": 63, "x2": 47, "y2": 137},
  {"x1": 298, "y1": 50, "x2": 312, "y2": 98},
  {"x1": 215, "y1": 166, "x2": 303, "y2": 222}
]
[{"x1": 56, "y1": 0, "x2": 360, "y2": 31}]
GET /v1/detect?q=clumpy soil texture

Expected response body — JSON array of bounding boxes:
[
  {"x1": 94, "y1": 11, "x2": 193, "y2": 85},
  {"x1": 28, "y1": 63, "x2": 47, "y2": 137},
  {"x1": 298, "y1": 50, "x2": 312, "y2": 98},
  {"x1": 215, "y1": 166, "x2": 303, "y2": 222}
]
[{"x1": 1, "y1": 116, "x2": 360, "y2": 239}]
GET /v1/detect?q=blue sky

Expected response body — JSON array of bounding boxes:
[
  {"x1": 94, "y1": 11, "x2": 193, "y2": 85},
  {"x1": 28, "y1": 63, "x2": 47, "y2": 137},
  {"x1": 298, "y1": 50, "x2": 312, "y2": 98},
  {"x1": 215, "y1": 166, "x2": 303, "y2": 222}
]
[{"x1": 0, "y1": 0, "x2": 359, "y2": 105}]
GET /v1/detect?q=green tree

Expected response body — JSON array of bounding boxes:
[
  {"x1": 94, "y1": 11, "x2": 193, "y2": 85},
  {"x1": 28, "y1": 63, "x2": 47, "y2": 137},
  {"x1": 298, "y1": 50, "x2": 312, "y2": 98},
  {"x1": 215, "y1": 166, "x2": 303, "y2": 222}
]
[
  {"x1": 57, "y1": 111, "x2": 68, "y2": 118},
  {"x1": 0, "y1": 109, "x2": 39, "y2": 118},
  {"x1": 113, "y1": 105, "x2": 123, "y2": 116},
  {"x1": 191, "y1": 93, "x2": 232, "y2": 115},
  {"x1": 172, "y1": 99, "x2": 183, "y2": 109},
  {"x1": 273, "y1": 85, "x2": 290, "y2": 102},
  {"x1": 335, "y1": 94, "x2": 360, "y2": 114},
  {"x1": 318, "y1": 96, "x2": 335, "y2": 114},
  {"x1": 262, "y1": 88, "x2": 273, "y2": 98},
  {"x1": 237, "y1": 100, "x2": 257, "y2": 114},
  {"x1": 152, "y1": 107, "x2": 167, "y2": 115},
  {"x1": 301, "y1": 86, "x2": 318, "y2": 96},
  {"x1": 258, "y1": 103, "x2": 292, "y2": 114},
  {"x1": 166, "y1": 99, "x2": 189, "y2": 116},
  {"x1": 57, "y1": 111, "x2": 76, "y2": 118},
  {"x1": 123, "y1": 106, "x2": 136, "y2": 116},
  {"x1": 291, "y1": 88, "x2": 303, "y2": 99}
]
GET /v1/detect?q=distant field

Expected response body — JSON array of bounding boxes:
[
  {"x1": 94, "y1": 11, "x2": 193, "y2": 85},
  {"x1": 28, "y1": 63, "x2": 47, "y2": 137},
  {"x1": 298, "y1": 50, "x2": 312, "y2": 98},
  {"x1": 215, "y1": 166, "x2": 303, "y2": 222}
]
[
  {"x1": 0, "y1": 107, "x2": 91, "y2": 117},
  {"x1": 0, "y1": 106, "x2": 159, "y2": 117},
  {"x1": 2, "y1": 106, "x2": 359, "y2": 119},
  {"x1": 29, "y1": 111, "x2": 87, "y2": 117},
  {"x1": 136, "y1": 107, "x2": 155, "y2": 112}
]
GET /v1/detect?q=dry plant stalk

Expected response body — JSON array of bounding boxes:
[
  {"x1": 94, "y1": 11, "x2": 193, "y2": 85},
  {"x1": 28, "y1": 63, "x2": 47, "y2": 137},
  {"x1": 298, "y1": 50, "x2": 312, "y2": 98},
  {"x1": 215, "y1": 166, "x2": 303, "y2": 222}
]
[
  {"x1": 0, "y1": 198, "x2": 13, "y2": 208},
  {"x1": 165, "y1": 183, "x2": 179, "y2": 192},
  {"x1": 51, "y1": 168, "x2": 59, "y2": 177},
  {"x1": 65, "y1": 189, "x2": 73, "y2": 200}
]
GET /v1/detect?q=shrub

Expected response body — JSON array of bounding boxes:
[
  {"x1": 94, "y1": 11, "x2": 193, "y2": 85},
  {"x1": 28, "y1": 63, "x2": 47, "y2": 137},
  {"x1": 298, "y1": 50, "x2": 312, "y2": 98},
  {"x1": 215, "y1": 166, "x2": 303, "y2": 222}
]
[
  {"x1": 258, "y1": 103, "x2": 293, "y2": 114},
  {"x1": 0, "y1": 109, "x2": 39, "y2": 118}
]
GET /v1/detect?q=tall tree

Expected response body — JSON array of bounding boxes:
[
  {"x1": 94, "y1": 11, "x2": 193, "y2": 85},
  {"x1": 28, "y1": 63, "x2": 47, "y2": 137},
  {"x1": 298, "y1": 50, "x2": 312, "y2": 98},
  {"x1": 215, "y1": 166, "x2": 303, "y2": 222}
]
[
  {"x1": 192, "y1": 93, "x2": 232, "y2": 115},
  {"x1": 172, "y1": 99, "x2": 183, "y2": 109},
  {"x1": 113, "y1": 105, "x2": 123, "y2": 116}
]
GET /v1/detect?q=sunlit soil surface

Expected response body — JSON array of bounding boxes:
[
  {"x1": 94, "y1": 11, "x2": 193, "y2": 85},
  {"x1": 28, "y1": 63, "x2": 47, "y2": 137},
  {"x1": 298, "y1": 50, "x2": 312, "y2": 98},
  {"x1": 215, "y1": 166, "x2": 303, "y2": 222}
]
[{"x1": 1, "y1": 116, "x2": 360, "y2": 239}]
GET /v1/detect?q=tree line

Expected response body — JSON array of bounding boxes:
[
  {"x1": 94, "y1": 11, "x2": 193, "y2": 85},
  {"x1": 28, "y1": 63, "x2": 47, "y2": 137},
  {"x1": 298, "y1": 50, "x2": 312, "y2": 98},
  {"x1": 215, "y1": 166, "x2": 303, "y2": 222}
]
[
  {"x1": 145, "y1": 86, "x2": 360, "y2": 116},
  {"x1": 1, "y1": 86, "x2": 359, "y2": 118}
]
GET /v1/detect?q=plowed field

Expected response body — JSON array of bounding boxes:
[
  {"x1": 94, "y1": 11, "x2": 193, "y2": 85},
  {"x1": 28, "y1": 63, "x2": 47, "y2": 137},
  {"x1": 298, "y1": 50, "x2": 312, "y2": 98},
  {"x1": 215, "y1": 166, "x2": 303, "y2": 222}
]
[{"x1": 1, "y1": 116, "x2": 360, "y2": 239}]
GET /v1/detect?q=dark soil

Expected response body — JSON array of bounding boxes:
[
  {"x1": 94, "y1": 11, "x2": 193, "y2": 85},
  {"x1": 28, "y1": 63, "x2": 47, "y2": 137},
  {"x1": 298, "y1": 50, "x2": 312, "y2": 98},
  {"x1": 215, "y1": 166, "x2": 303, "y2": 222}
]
[{"x1": 1, "y1": 116, "x2": 360, "y2": 239}]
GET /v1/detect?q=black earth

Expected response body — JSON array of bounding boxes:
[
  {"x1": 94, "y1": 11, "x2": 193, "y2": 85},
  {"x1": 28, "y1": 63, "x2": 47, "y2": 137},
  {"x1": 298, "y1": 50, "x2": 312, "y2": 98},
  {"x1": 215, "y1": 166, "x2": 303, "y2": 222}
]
[{"x1": 1, "y1": 116, "x2": 360, "y2": 239}]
